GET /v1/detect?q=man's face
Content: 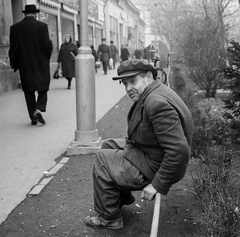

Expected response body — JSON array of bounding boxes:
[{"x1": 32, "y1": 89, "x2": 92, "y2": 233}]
[{"x1": 122, "y1": 73, "x2": 149, "y2": 102}]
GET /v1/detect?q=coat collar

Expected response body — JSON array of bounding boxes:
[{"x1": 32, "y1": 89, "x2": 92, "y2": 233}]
[
  {"x1": 23, "y1": 16, "x2": 37, "y2": 21},
  {"x1": 127, "y1": 79, "x2": 161, "y2": 138}
]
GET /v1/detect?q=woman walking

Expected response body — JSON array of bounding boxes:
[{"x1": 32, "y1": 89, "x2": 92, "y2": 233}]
[{"x1": 57, "y1": 34, "x2": 78, "y2": 89}]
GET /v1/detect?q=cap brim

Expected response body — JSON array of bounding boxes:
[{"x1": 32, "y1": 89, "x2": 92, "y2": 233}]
[{"x1": 112, "y1": 71, "x2": 141, "y2": 80}]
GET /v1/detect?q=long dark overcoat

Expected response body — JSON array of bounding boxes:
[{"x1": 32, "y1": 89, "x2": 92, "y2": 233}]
[
  {"x1": 57, "y1": 42, "x2": 78, "y2": 78},
  {"x1": 9, "y1": 16, "x2": 53, "y2": 92},
  {"x1": 120, "y1": 48, "x2": 130, "y2": 62},
  {"x1": 110, "y1": 44, "x2": 118, "y2": 62},
  {"x1": 97, "y1": 44, "x2": 110, "y2": 62}
]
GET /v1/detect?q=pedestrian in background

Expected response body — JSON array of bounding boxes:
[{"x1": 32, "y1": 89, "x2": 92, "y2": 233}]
[
  {"x1": 85, "y1": 59, "x2": 193, "y2": 229},
  {"x1": 143, "y1": 46, "x2": 150, "y2": 62},
  {"x1": 57, "y1": 34, "x2": 78, "y2": 89},
  {"x1": 9, "y1": 4, "x2": 53, "y2": 125},
  {"x1": 91, "y1": 45, "x2": 98, "y2": 73},
  {"x1": 109, "y1": 40, "x2": 118, "y2": 69},
  {"x1": 97, "y1": 38, "x2": 110, "y2": 75},
  {"x1": 120, "y1": 44, "x2": 130, "y2": 62},
  {"x1": 134, "y1": 49, "x2": 142, "y2": 59}
]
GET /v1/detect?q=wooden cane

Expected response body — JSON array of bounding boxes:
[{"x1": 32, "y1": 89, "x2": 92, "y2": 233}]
[{"x1": 150, "y1": 193, "x2": 161, "y2": 237}]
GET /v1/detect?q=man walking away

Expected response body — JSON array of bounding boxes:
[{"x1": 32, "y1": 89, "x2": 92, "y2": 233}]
[
  {"x1": 9, "y1": 4, "x2": 53, "y2": 125},
  {"x1": 110, "y1": 41, "x2": 118, "y2": 69},
  {"x1": 120, "y1": 44, "x2": 130, "y2": 62},
  {"x1": 97, "y1": 38, "x2": 110, "y2": 75}
]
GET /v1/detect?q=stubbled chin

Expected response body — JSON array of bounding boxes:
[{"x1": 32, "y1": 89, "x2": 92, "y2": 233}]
[{"x1": 129, "y1": 95, "x2": 139, "y2": 102}]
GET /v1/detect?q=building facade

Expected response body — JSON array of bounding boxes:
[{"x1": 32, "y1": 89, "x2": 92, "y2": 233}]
[
  {"x1": 0, "y1": 0, "x2": 145, "y2": 94},
  {"x1": 2, "y1": 0, "x2": 145, "y2": 63}
]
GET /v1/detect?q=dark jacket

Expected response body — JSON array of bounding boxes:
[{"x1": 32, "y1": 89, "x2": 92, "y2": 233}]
[
  {"x1": 110, "y1": 44, "x2": 118, "y2": 62},
  {"x1": 134, "y1": 49, "x2": 142, "y2": 59},
  {"x1": 124, "y1": 80, "x2": 194, "y2": 195},
  {"x1": 57, "y1": 42, "x2": 78, "y2": 78},
  {"x1": 97, "y1": 44, "x2": 110, "y2": 62},
  {"x1": 9, "y1": 16, "x2": 53, "y2": 91},
  {"x1": 121, "y1": 48, "x2": 130, "y2": 62},
  {"x1": 91, "y1": 45, "x2": 98, "y2": 62}
]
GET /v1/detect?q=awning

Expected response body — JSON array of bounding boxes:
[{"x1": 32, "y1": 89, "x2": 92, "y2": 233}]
[
  {"x1": 40, "y1": 0, "x2": 61, "y2": 8},
  {"x1": 62, "y1": 4, "x2": 78, "y2": 15}
]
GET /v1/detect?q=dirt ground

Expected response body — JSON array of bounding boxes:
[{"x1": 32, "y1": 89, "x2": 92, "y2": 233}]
[{"x1": 0, "y1": 95, "x2": 202, "y2": 237}]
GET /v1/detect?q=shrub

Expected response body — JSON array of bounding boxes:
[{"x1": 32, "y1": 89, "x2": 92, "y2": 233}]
[
  {"x1": 171, "y1": 66, "x2": 186, "y2": 93},
  {"x1": 223, "y1": 40, "x2": 240, "y2": 118},
  {"x1": 194, "y1": 98, "x2": 234, "y2": 146},
  {"x1": 192, "y1": 146, "x2": 240, "y2": 237}
]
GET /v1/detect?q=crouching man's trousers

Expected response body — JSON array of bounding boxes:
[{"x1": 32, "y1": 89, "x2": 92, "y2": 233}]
[{"x1": 93, "y1": 138, "x2": 150, "y2": 221}]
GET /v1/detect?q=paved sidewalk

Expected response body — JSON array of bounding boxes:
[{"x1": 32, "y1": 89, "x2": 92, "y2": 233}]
[{"x1": 0, "y1": 66, "x2": 126, "y2": 225}]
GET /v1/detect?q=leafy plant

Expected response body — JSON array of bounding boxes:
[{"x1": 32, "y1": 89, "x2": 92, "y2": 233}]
[{"x1": 223, "y1": 40, "x2": 240, "y2": 118}]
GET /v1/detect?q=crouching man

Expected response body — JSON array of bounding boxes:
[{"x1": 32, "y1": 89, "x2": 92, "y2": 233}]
[{"x1": 85, "y1": 59, "x2": 194, "y2": 229}]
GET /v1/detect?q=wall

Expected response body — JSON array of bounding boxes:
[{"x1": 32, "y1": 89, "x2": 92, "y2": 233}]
[{"x1": 0, "y1": 70, "x2": 19, "y2": 95}]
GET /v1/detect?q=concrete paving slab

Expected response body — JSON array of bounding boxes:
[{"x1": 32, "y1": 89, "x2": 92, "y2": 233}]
[
  {"x1": 39, "y1": 176, "x2": 53, "y2": 186},
  {"x1": 59, "y1": 157, "x2": 69, "y2": 164}
]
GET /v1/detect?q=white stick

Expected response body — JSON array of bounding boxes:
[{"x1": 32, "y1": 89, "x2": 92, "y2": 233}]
[
  {"x1": 70, "y1": 52, "x2": 76, "y2": 58},
  {"x1": 150, "y1": 193, "x2": 161, "y2": 237}
]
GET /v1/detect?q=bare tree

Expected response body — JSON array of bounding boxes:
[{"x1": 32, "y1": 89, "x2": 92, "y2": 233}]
[
  {"x1": 178, "y1": 0, "x2": 237, "y2": 97},
  {"x1": 147, "y1": 0, "x2": 190, "y2": 54},
  {"x1": 180, "y1": 15, "x2": 226, "y2": 98}
]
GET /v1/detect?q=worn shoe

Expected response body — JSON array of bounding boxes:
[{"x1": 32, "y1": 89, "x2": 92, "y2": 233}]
[
  {"x1": 120, "y1": 193, "x2": 135, "y2": 208},
  {"x1": 34, "y1": 110, "x2": 45, "y2": 124},
  {"x1": 85, "y1": 215, "x2": 123, "y2": 229},
  {"x1": 31, "y1": 118, "x2": 38, "y2": 125}
]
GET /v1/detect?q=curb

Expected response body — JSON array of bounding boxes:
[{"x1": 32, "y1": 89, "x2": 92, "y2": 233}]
[{"x1": 28, "y1": 157, "x2": 70, "y2": 196}]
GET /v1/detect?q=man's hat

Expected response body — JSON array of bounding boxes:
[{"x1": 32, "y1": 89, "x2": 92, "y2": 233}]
[
  {"x1": 101, "y1": 38, "x2": 106, "y2": 41},
  {"x1": 112, "y1": 59, "x2": 158, "y2": 80},
  {"x1": 22, "y1": 4, "x2": 40, "y2": 13}
]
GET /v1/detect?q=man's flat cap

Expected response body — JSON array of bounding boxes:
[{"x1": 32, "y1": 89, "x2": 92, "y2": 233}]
[{"x1": 112, "y1": 59, "x2": 158, "y2": 80}]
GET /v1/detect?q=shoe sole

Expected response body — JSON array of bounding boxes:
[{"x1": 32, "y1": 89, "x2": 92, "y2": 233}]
[
  {"x1": 85, "y1": 216, "x2": 124, "y2": 229},
  {"x1": 86, "y1": 223, "x2": 124, "y2": 230},
  {"x1": 36, "y1": 112, "x2": 45, "y2": 124}
]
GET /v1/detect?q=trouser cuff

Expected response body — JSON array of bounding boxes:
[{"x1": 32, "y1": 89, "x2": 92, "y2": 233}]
[{"x1": 94, "y1": 204, "x2": 122, "y2": 221}]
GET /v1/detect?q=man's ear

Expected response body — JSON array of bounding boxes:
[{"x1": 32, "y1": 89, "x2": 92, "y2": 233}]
[{"x1": 146, "y1": 72, "x2": 154, "y2": 85}]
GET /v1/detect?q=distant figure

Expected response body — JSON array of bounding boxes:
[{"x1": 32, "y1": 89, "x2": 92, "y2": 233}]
[
  {"x1": 109, "y1": 40, "x2": 118, "y2": 69},
  {"x1": 57, "y1": 34, "x2": 78, "y2": 89},
  {"x1": 97, "y1": 38, "x2": 110, "y2": 75},
  {"x1": 134, "y1": 49, "x2": 142, "y2": 59},
  {"x1": 149, "y1": 44, "x2": 156, "y2": 61},
  {"x1": 120, "y1": 44, "x2": 130, "y2": 62},
  {"x1": 91, "y1": 45, "x2": 98, "y2": 73},
  {"x1": 9, "y1": 4, "x2": 53, "y2": 125},
  {"x1": 143, "y1": 46, "x2": 150, "y2": 62}
]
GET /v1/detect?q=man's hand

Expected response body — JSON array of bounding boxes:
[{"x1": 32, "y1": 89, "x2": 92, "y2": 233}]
[{"x1": 141, "y1": 184, "x2": 158, "y2": 201}]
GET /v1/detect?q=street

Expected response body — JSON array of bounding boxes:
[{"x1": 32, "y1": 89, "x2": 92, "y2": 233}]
[{"x1": 0, "y1": 66, "x2": 126, "y2": 225}]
